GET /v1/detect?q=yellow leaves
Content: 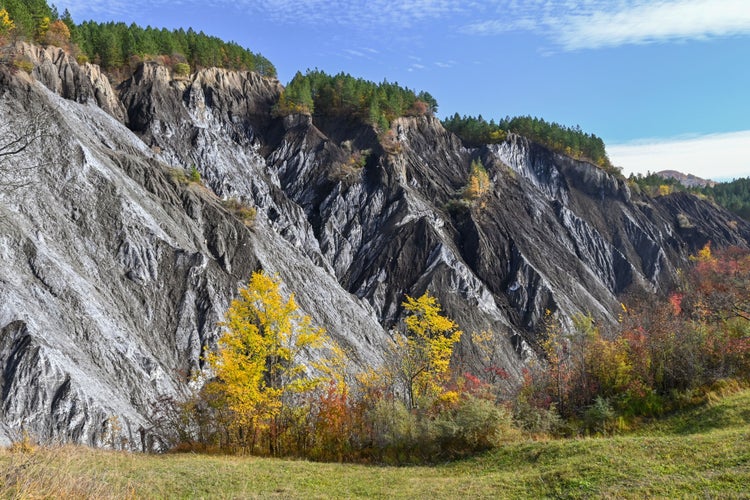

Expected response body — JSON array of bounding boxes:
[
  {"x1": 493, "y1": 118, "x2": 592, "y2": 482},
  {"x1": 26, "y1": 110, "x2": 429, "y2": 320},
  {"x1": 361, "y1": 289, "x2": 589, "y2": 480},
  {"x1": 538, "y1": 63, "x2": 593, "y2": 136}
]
[
  {"x1": 436, "y1": 390, "x2": 460, "y2": 408},
  {"x1": 398, "y1": 292, "x2": 462, "y2": 407},
  {"x1": 403, "y1": 293, "x2": 460, "y2": 339},
  {"x1": 207, "y1": 271, "x2": 336, "y2": 447},
  {"x1": 588, "y1": 336, "x2": 633, "y2": 396},
  {"x1": 463, "y1": 159, "x2": 491, "y2": 203},
  {"x1": 690, "y1": 242, "x2": 714, "y2": 263},
  {"x1": 35, "y1": 16, "x2": 50, "y2": 43},
  {"x1": 0, "y1": 9, "x2": 14, "y2": 36},
  {"x1": 658, "y1": 184, "x2": 672, "y2": 196},
  {"x1": 488, "y1": 129, "x2": 506, "y2": 142}
]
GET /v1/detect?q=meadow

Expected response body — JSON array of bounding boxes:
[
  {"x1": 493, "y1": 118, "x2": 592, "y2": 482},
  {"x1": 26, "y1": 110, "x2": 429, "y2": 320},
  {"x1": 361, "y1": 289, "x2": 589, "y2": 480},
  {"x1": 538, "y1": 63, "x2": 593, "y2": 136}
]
[{"x1": 2, "y1": 388, "x2": 749, "y2": 499}]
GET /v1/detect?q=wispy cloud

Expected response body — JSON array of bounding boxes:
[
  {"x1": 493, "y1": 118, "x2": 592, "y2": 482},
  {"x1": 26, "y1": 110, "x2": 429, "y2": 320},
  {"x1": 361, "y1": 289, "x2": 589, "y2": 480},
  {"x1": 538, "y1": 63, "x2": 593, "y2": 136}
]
[
  {"x1": 56, "y1": 0, "x2": 469, "y2": 34},
  {"x1": 608, "y1": 130, "x2": 750, "y2": 180},
  {"x1": 434, "y1": 60, "x2": 455, "y2": 68},
  {"x1": 557, "y1": 0, "x2": 750, "y2": 50},
  {"x1": 224, "y1": 0, "x2": 473, "y2": 28},
  {"x1": 463, "y1": 0, "x2": 750, "y2": 50}
]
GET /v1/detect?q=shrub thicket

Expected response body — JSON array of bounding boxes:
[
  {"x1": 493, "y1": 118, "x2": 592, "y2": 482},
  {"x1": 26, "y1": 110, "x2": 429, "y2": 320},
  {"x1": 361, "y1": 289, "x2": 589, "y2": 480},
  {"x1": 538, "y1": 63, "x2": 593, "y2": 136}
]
[{"x1": 517, "y1": 244, "x2": 750, "y2": 435}]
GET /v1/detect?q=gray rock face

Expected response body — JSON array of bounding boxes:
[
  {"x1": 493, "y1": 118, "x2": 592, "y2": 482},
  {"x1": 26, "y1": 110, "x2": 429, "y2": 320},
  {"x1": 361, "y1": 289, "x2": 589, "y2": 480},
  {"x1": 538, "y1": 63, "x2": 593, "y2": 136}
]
[
  {"x1": 0, "y1": 51, "x2": 387, "y2": 449},
  {"x1": 18, "y1": 43, "x2": 126, "y2": 123},
  {"x1": 1, "y1": 46, "x2": 749, "y2": 448}
]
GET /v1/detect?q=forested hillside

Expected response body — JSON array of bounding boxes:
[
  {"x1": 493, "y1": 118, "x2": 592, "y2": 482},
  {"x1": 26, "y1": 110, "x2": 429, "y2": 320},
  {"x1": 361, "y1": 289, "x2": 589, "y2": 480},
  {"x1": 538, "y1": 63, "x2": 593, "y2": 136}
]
[
  {"x1": 443, "y1": 113, "x2": 615, "y2": 173},
  {"x1": 697, "y1": 178, "x2": 750, "y2": 221},
  {"x1": 630, "y1": 173, "x2": 750, "y2": 221},
  {"x1": 0, "y1": 0, "x2": 275, "y2": 76},
  {"x1": 277, "y1": 70, "x2": 437, "y2": 131},
  {"x1": 74, "y1": 22, "x2": 275, "y2": 76}
]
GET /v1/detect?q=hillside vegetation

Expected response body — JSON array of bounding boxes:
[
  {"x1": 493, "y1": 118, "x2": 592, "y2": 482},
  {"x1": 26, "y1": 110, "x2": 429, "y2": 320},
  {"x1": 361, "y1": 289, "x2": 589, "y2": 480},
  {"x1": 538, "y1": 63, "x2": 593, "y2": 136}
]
[
  {"x1": 276, "y1": 69, "x2": 438, "y2": 132},
  {"x1": 0, "y1": 0, "x2": 275, "y2": 76},
  {"x1": 442, "y1": 113, "x2": 616, "y2": 174},
  {"x1": 2, "y1": 387, "x2": 749, "y2": 498},
  {"x1": 2, "y1": 3, "x2": 750, "y2": 486},
  {"x1": 630, "y1": 173, "x2": 750, "y2": 221},
  {"x1": 137, "y1": 244, "x2": 750, "y2": 464}
]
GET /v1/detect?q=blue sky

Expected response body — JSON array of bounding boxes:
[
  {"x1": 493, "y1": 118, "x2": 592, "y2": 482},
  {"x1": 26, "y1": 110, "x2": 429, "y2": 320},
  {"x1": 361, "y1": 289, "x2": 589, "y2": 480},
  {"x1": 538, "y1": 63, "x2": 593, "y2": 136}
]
[{"x1": 55, "y1": 0, "x2": 750, "y2": 180}]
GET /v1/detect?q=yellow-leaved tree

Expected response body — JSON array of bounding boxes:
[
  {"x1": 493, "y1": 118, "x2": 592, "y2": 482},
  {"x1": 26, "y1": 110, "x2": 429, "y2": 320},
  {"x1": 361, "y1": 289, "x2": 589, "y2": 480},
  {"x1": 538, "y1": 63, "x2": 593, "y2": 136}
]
[
  {"x1": 463, "y1": 159, "x2": 491, "y2": 202},
  {"x1": 394, "y1": 292, "x2": 462, "y2": 408},
  {"x1": 205, "y1": 271, "x2": 334, "y2": 455}
]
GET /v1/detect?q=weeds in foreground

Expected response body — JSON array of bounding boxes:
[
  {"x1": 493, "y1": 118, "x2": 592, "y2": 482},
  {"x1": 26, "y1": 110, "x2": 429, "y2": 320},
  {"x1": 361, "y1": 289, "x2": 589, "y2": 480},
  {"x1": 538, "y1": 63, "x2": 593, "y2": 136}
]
[{"x1": 0, "y1": 444, "x2": 136, "y2": 499}]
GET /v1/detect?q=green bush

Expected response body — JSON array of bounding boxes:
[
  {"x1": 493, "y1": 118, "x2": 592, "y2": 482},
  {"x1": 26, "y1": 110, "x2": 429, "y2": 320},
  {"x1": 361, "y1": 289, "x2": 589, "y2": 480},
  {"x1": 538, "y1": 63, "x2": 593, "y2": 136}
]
[
  {"x1": 513, "y1": 399, "x2": 564, "y2": 436},
  {"x1": 13, "y1": 57, "x2": 34, "y2": 74},
  {"x1": 428, "y1": 396, "x2": 510, "y2": 458},
  {"x1": 188, "y1": 165, "x2": 201, "y2": 183},
  {"x1": 366, "y1": 398, "x2": 417, "y2": 463},
  {"x1": 173, "y1": 62, "x2": 190, "y2": 77},
  {"x1": 583, "y1": 396, "x2": 616, "y2": 435}
]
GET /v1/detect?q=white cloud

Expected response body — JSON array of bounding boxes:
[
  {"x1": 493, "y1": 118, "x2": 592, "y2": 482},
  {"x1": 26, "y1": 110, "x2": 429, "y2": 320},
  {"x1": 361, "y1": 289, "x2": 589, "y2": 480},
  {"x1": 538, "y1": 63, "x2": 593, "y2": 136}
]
[
  {"x1": 62, "y1": 0, "x2": 495, "y2": 30},
  {"x1": 462, "y1": 0, "x2": 750, "y2": 50},
  {"x1": 557, "y1": 0, "x2": 750, "y2": 50},
  {"x1": 227, "y1": 0, "x2": 474, "y2": 28},
  {"x1": 608, "y1": 130, "x2": 750, "y2": 181},
  {"x1": 463, "y1": 16, "x2": 538, "y2": 35}
]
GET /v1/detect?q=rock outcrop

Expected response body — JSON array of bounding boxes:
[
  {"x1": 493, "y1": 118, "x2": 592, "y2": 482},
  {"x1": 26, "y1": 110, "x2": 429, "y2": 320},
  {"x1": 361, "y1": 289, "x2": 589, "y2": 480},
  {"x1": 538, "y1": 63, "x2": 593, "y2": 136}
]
[{"x1": 1, "y1": 45, "x2": 748, "y2": 448}]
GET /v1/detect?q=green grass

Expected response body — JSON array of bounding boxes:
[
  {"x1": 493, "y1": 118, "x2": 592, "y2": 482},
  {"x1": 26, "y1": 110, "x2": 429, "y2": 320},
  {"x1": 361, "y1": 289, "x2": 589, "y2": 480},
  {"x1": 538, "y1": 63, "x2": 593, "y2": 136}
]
[{"x1": 3, "y1": 390, "x2": 750, "y2": 499}]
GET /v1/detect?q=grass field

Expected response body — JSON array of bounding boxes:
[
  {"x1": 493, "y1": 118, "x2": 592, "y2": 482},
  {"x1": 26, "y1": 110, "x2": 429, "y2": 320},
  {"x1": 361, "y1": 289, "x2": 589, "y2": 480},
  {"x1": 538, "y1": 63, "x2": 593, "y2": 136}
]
[{"x1": 2, "y1": 389, "x2": 749, "y2": 499}]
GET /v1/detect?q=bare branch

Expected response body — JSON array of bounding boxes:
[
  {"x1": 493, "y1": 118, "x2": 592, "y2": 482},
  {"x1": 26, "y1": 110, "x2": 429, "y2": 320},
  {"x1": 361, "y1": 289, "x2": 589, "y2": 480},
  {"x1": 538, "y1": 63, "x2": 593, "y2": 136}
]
[{"x1": 0, "y1": 107, "x2": 50, "y2": 191}]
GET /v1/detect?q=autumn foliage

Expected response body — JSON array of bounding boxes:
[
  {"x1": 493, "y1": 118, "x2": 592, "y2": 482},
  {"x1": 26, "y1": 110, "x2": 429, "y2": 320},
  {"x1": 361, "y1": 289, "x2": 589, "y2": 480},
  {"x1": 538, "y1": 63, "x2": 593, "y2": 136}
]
[
  {"x1": 463, "y1": 159, "x2": 491, "y2": 203},
  {"x1": 517, "y1": 244, "x2": 750, "y2": 435},
  {"x1": 155, "y1": 244, "x2": 750, "y2": 461},
  {"x1": 199, "y1": 271, "x2": 343, "y2": 456},
  {"x1": 152, "y1": 281, "x2": 507, "y2": 462}
]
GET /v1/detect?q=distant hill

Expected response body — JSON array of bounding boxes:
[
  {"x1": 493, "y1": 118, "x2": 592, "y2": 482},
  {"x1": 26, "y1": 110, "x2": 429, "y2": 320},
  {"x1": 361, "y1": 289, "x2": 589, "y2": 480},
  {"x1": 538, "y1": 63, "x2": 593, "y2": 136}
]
[{"x1": 657, "y1": 170, "x2": 715, "y2": 188}]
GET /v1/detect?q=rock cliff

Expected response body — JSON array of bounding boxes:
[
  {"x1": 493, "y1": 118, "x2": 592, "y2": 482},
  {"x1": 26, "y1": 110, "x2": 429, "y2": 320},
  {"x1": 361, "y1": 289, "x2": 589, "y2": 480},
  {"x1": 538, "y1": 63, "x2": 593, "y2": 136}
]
[
  {"x1": 1, "y1": 45, "x2": 748, "y2": 448},
  {"x1": 0, "y1": 49, "x2": 387, "y2": 448}
]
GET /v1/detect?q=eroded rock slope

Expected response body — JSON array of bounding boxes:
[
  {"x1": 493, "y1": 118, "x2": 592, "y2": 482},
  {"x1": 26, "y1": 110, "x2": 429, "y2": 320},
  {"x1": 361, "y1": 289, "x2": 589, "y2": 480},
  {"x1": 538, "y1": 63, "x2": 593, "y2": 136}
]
[
  {"x1": 0, "y1": 49, "x2": 386, "y2": 448},
  {"x1": 1, "y1": 45, "x2": 748, "y2": 448}
]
